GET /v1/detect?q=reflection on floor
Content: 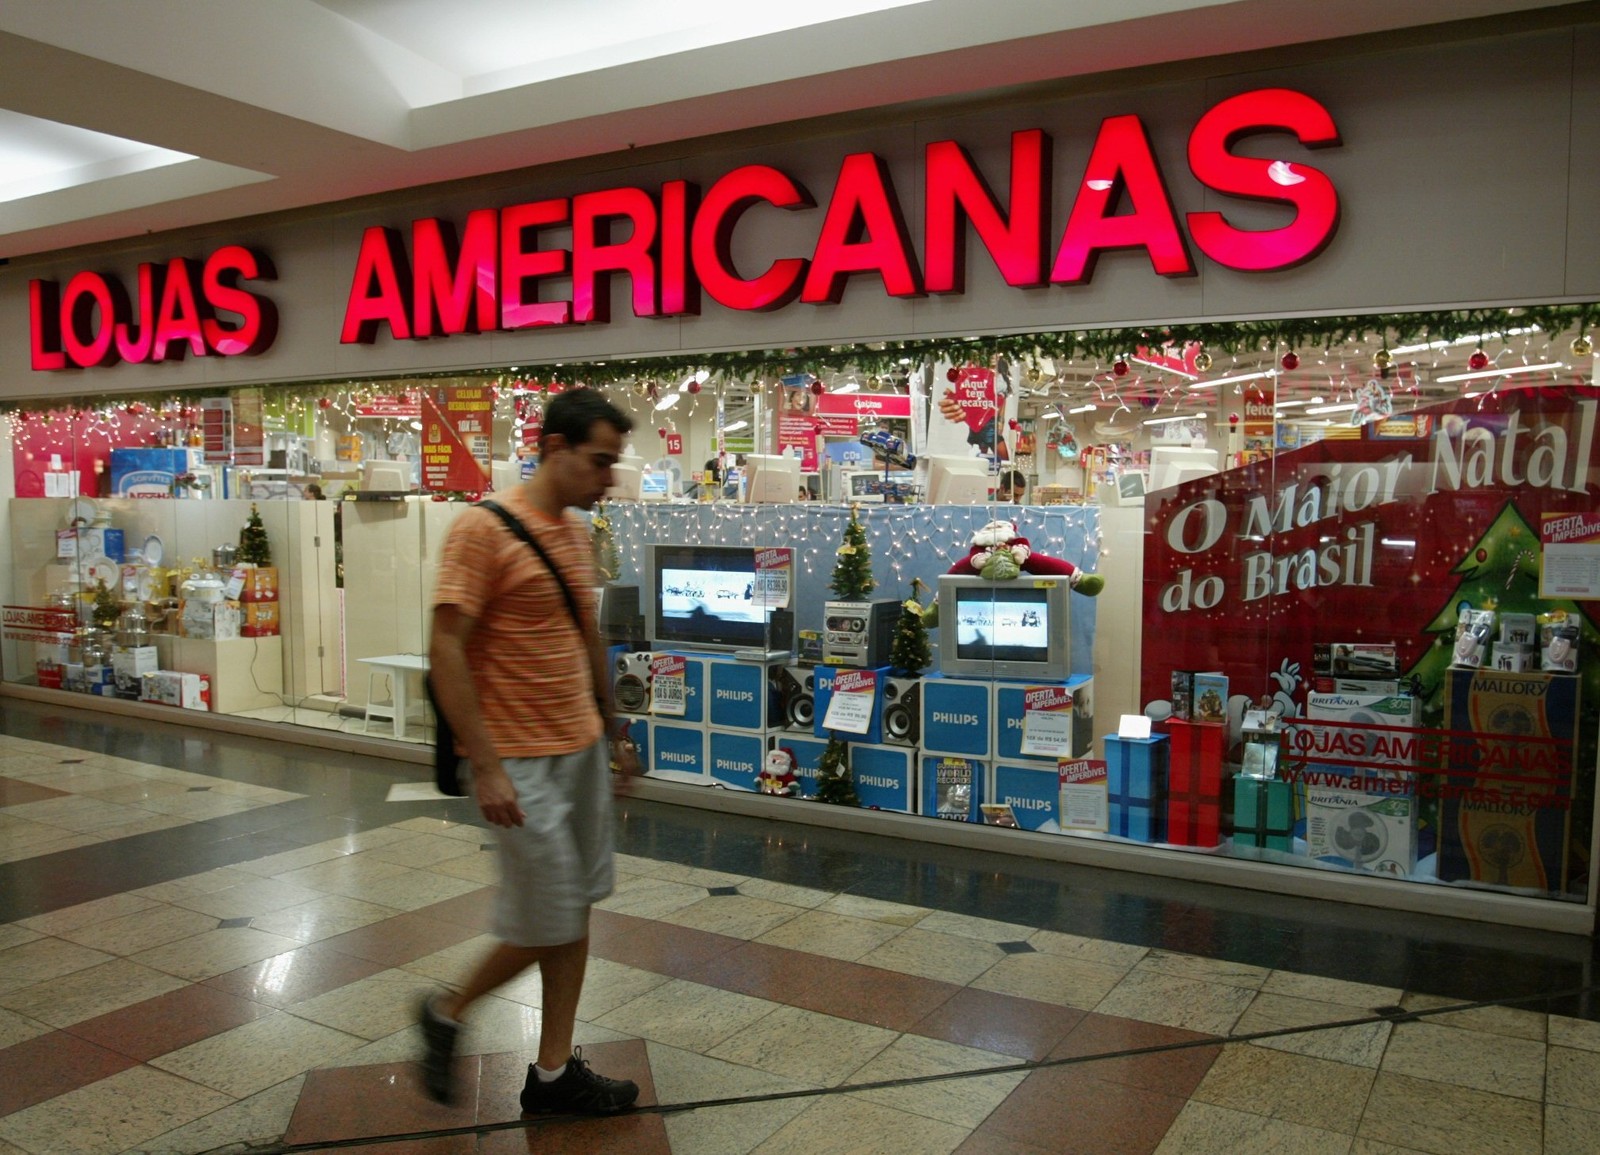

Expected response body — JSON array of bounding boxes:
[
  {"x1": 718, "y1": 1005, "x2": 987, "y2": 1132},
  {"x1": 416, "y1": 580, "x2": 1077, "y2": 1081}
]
[
  {"x1": 1, "y1": 697, "x2": 1598, "y2": 1154},
  {"x1": 231, "y1": 702, "x2": 433, "y2": 745}
]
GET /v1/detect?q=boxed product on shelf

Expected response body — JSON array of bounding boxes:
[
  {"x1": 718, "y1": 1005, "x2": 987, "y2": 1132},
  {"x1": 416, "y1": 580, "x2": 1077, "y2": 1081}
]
[
  {"x1": 112, "y1": 645, "x2": 159, "y2": 697},
  {"x1": 1165, "y1": 718, "x2": 1225, "y2": 847},
  {"x1": 56, "y1": 526, "x2": 124, "y2": 562},
  {"x1": 1305, "y1": 785, "x2": 1416, "y2": 875},
  {"x1": 109, "y1": 447, "x2": 196, "y2": 498},
  {"x1": 708, "y1": 658, "x2": 779, "y2": 731},
  {"x1": 708, "y1": 727, "x2": 765, "y2": 790},
  {"x1": 990, "y1": 758, "x2": 1061, "y2": 831},
  {"x1": 850, "y1": 743, "x2": 916, "y2": 813},
  {"x1": 919, "y1": 754, "x2": 985, "y2": 822},
  {"x1": 1438, "y1": 668, "x2": 1579, "y2": 894},
  {"x1": 1304, "y1": 691, "x2": 1420, "y2": 785},
  {"x1": 1192, "y1": 673, "x2": 1229, "y2": 724},
  {"x1": 1233, "y1": 776, "x2": 1294, "y2": 852},
  {"x1": 35, "y1": 660, "x2": 63, "y2": 690},
  {"x1": 993, "y1": 676, "x2": 1094, "y2": 762},
  {"x1": 231, "y1": 565, "x2": 279, "y2": 602},
  {"x1": 139, "y1": 670, "x2": 210, "y2": 710},
  {"x1": 647, "y1": 720, "x2": 707, "y2": 784},
  {"x1": 241, "y1": 602, "x2": 281, "y2": 637},
  {"x1": 1538, "y1": 611, "x2": 1580, "y2": 673},
  {"x1": 1491, "y1": 643, "x2": 1533, "y2": 672},
  {"x1": 919, "y1": 674, "x2": 994, "y2": 758},
  {"x1": 1102, "y1": 733, "x2": 1168, "y2": 842}
]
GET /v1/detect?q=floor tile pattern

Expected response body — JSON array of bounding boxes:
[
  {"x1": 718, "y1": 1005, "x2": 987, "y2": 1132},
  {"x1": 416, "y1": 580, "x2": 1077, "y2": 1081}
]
[{"x1": 0, "y1": 701, "x2": 1598, "y2": 1153}]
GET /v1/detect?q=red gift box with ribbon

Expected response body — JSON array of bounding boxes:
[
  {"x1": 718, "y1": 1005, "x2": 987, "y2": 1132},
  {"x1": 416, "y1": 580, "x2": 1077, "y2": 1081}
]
[{"x1": 1164, "y1": 718, "x2": 1225, "y2": 846}]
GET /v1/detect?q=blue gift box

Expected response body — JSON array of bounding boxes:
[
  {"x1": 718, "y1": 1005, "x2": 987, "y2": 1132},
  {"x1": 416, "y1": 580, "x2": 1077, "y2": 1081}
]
[{"x1": 1102, "y1": 734, "x2": 1168, "y2": 842}]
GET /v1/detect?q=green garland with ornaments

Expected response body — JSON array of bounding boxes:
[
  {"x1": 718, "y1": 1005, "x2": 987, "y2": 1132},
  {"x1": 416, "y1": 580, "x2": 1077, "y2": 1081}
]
[{"x1": 3, "y1": 303, "x2": 1596, "y2": 418}]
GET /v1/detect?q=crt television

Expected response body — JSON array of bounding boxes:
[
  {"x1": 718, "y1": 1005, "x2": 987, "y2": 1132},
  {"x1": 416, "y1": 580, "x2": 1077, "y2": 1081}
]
[
  {"x1": 936, "y1": 575, "x2": 1071, "y2": 680},
  {"x1": 650, "y1": 544, "x2": 796, "y2": 652},
  {"x1": 1148, "y1": 446, "x2": 1219, "y2": 493},
  {"x1": 925, "y1": 454, "x2": 992, "y2": 504},
  {"x1": 741, "y1": 453, "x2": 801, "y2": 503}
]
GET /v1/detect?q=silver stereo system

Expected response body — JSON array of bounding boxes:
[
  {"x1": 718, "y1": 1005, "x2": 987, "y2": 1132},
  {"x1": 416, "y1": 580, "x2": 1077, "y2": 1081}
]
[
  {"x1": 613, "y1": 651, "x2": 654, "y2": 715},
  {"x1": 821, "y1": 599, "x2": 902, "y2": 668}
]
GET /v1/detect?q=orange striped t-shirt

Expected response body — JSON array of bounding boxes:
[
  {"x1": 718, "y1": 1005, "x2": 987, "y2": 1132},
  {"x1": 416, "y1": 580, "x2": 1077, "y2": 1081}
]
[{"x1": 432, "y1": 489, "x2": 601, "y2": 758}]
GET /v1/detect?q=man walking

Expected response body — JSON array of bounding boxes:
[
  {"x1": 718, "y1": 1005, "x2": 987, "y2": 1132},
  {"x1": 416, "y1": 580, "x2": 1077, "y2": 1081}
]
[{"x1": 419, "y1": 387, "x2": 641, "y2": 1115}]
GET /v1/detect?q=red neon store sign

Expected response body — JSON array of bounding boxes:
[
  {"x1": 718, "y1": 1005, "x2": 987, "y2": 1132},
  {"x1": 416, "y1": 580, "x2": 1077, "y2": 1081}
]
[
  {"x1": 30, "y1": 246, "x2": 277, "y2": 371},
  {"x1": 343, "y1": 88, "x2": 1341, "y2": 344}
]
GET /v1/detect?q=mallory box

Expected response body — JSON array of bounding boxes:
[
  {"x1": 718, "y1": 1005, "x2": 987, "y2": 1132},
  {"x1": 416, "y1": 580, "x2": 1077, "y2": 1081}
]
[
  {"x1": 851, "y1": 743, "x2": 916, "y2": 813},
  {"x1": 994, "y1": 676, "x2": 1094, "y2": 762},
  {"x1": 919, "y1": 674, "x2": 995, "y2": 758},
  {"x1": 1164, "y1": 718, "x2": 1225, "y2": 847},
  {"x1": 1102, "y1": 733, "x2": 1168, "y2": 843},
  {"x1": 647, "y1": 720, "x2": 708, "y2": 784},
  {"x1": 919, "y1": 754, "x2": 986, "y2": 823},
  {"x1": 1438, "y1": 668, "x2": 1580, "y2": 895}
]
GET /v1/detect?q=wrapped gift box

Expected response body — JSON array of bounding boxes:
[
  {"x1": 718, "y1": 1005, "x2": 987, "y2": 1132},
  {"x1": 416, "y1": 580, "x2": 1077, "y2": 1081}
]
[
  {"x1": 1233, "y1": 776, "x2": 1294, "y2": 852},
  {"x1": 233, "y1": 565, "x2": 279, "y2": 603},
  {"x1": 1165, "y1": 718, "x2": 1225, "y2": 847},
  {"x1": 1438, "y1": 669, "x2": 1579, "y2": 894},
  {"x1": 1102, "y1": 733, "x2": 1167, "y2": 842}
]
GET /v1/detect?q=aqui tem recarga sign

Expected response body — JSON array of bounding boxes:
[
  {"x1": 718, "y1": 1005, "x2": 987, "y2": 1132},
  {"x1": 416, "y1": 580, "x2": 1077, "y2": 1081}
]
[{"x1": 28, "y1": 87, "x2": 1341, "y2": 371}]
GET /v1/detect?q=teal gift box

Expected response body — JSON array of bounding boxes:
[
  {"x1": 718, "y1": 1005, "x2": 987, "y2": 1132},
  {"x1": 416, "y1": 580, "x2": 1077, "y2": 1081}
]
[{"x1": 1233, "y1": 776, "x2": 1293, "y2": 852}]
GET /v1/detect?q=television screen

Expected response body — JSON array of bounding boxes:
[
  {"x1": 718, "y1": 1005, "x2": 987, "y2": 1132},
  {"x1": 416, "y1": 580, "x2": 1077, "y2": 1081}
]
[
  {"x1": 651, "y1": 545, "x2": 792, "y2": 650},
  {"x1": 954, "y1": 586, "x2": 1051, "y2": 664}
]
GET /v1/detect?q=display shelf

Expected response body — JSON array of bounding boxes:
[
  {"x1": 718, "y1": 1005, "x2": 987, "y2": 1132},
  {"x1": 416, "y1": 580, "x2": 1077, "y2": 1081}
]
[{"x1": 152, "y1": 635, "x2": 283, "y2": 714}]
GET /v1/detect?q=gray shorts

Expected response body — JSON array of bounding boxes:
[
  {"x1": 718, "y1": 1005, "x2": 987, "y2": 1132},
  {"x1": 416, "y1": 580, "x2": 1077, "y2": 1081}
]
[{"x1": 481, "y1": 739, "x2": 616, "y2": 948}]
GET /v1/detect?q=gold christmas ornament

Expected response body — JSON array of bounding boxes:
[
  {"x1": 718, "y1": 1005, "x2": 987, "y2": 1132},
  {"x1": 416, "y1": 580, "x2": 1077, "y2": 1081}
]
[
  {"x1": 1193, "y1": 351, "x2": 1213, "y2": 372},
  {"x1": 1573, "y1": 334, "x2": 1594, "y2": 357},
  {"x1": 866, "y1": 375, "x2": 882, "y2": 391},
  {"x1": 1374, "y1": 348, "x2": 1393, "y2": 370},
  {"x1": 1026, "y1": 366, "x2": 1044, "y2": 384}
]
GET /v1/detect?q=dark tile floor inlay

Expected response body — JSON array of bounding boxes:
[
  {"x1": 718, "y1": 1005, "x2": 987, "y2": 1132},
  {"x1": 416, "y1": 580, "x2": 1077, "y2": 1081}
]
[
  {"x1": 707, "y1": 886, "x2": 740, "y2": 896},
  {"x1": 218, "y1": 917, "x2": 254, "y2": 929},
  {"x1": 999, "y1": 941, "x2": 1037, "y2": 954}
]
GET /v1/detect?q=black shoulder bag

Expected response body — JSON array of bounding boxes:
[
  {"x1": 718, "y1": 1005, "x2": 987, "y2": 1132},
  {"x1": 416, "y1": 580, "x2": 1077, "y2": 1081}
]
[{"x1": 428, "y1": 500, "x2": 588, "y2": 796}]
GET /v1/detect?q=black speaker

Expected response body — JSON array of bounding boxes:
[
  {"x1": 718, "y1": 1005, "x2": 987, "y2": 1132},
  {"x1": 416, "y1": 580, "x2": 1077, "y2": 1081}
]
[
  {"x1": 769, "y1": 665, "x2": 815, "y2": 731},
  {"x1": 768, "y1": 607, "x2": 796, "y2": 654},
  {"x1": 881, "y1": 676, "x2": 921, "y2": 746},
  {"x1": 613, "y1": 651, "x2": 653, "y2": 715}
]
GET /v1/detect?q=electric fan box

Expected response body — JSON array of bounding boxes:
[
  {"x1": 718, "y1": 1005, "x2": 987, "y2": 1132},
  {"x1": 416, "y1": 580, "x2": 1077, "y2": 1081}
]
[{"x1": 1304, "y1": 785, "x2": 1417, "y2": 877}]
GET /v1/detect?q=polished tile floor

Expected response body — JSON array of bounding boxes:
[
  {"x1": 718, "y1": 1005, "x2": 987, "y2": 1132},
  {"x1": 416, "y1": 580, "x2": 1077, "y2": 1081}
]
[{"x1": 1, "y1": 698, "x2": 1599, "y2": 1154}]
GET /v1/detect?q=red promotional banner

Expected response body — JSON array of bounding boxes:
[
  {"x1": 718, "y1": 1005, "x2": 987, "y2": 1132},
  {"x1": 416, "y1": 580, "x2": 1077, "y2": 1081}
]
[
  {"x1": 777, "y1": 414, "x2": 819, "y2": 471},
  {"x1": 815, "y1": 393, "x2": 914, "y2": 420},
  {"x1": 1140, "y1": 388, "x2": 1600, "y2": 745},
  {"x1": 421, "y1": 386, "x2": 492, "y2": 493}
]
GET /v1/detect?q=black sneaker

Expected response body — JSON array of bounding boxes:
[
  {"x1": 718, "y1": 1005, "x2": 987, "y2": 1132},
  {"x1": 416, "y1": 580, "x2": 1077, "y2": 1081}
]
[
  {"x1": 418, "y1": 994, "x2": 461, "y2": 1105},
  {"x1": 520, "y1": 1048, "x2": 640, "y2": 1115}
]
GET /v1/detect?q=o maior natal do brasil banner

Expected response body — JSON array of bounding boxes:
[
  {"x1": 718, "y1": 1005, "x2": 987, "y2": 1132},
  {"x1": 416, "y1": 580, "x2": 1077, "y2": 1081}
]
[{"x1": 1140, "y1": 385, "x2": 1600, "y2": 892}]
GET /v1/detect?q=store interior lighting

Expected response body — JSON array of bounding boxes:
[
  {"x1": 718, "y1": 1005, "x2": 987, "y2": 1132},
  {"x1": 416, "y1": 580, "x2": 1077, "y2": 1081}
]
[{"x1": 1434, "y1": 361, "x2": 1566, "y2": 383}]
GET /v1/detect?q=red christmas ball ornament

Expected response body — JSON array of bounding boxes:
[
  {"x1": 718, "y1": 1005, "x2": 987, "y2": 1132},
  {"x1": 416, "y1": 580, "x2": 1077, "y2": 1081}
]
[
  {"x1": 1229, "y1": 413, "x2": 1241, "y2": 426},
  {"x1": 657, "y1": 427, "x2": 668, "y2": 439},
  {"x1": 1112, "y1": 359, "x2": 1129, "y2": 377},
  {"x1": 688, "y1": 380, "x2": 701, "y2": 394},
  {"x1": 810, "y1": 380, "x2": 824, "y2": 396},
  {"x1": 1280, "y1": 351, "x2": 1300, "y2": 371},
  {"x1": 946, "y1": 367, "x2": 960, "y2": 383},
  {"x1": 1008, "y1": 419, "x2": 1021, "y2": 431},
  {"x1": 317, "y1": 397, "x2": 332, "y2": 410},
  {"x1": 1469, "y1": 349, "x2": 1489, "y2": 371},
  {"x1": 129, "y1": 402, "x2": 146, "y2": 416}
]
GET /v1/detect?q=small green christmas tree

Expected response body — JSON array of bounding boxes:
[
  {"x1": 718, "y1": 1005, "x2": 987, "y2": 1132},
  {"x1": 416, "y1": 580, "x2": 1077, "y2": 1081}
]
[
  {"x1": 889, "y1": 579, "x2": 931, "y2": 676},
  {"x1": 91, "y1": 579, "x2": 121, "y2": 629},
  {"x1": 814, "y1": 737, "x2": 860, "y2": 806},
  {"x1": 237, "y1": 503, "x2": 272, "y2": 566},
  {"x1": 830, "y1": 505, "x2": 875, "y2": 600},
  {"x1": 591, "y1": 502, "x2": 621, "y2": 582}
]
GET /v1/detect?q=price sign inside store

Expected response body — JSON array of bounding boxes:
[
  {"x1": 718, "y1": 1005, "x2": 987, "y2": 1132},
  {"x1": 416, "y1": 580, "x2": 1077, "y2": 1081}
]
[
  {"x1": 821, "y1": 668, "x2": 876, "y2": 735},
  {"x1": 1058, "y1": 759, "x2": 1109, "y2": 832},
  {"x1": 649, "y1": 654, "x2": 687, "y2": 717},
  {"x1": 1020, "y1": 685, "x2": 1075, "y2": 758},
  {"x1": 753, "y1": 547, "x2": 793, "y2": 609}
]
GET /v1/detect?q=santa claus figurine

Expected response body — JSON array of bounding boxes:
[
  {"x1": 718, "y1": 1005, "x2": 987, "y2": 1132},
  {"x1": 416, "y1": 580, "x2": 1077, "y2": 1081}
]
[
  {"x1": 757, "y1": 748, "x2": 800, "y2": 796},
  {"x1": 946, "y1": 519, "x2": 1104, "y2": 595}
]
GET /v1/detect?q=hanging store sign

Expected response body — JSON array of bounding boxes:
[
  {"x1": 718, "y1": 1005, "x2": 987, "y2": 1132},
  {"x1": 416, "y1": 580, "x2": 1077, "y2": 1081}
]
[
  {"x1": 340, "y1": 88, "x2": 1341, "y2": 345},
  {"x1": 814, "y1": 393, "x2": 913, "y2": 419}
]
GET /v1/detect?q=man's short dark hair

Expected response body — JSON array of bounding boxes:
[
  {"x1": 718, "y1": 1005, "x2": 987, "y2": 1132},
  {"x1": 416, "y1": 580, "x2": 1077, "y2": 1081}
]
[
  {"x1": 542, "y1": 387, "x2": 634, "y2": 448},
  {"x1": 998, "y1": 469, "x2": 1025, "y2": 491}
]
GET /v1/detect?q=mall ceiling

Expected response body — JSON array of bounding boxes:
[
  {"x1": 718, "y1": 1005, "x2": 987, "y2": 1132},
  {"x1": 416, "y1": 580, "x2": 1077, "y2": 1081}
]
[{"x1": 0, "y1": 1, "x2": 1588, "y2": 418}]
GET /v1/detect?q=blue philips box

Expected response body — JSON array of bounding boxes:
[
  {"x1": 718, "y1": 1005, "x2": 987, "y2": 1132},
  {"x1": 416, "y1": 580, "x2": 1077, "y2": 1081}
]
[
  {"x1": 920, "y1": 674, "x2": 994, "y2": 757},
  {"x1": 648, "y1": 721, "x2": 707, "y2": 783},
  {"x1": 991, "y1": 759, "x2": 1061, "y2": 832},
  {"x1": 708, "y1": 727, "x2": 765, "y2": 790},
  {"x1": 708, "y1": 659, "x2": 776, "y2": 731},
  {"x1": 994, "y1": 676, "x2": 1095, "y2": 762},
  {"x1": 919, "y1": 754, "x2": 986, "y2": 822},
  {"x1": 1102, "y1": 734, "x2": 1168, "y2": 842},
  {"x1": 850, "y1": 743, "x2": 915, "y2": 813},
  {"x1": 654, "y1": 652, "x2": 708, "y2": 724},
  {"x1": 767, "y1": 734, "x2": 829, "y2": 797},
  {"x1": 813, "y1": 666, "x2": 889, "y2": 744}
]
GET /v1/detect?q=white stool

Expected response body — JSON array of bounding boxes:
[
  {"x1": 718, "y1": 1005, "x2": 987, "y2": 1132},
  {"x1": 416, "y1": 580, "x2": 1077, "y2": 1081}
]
[{"x1": 357, "y1": 654, "x2": 430, "y2": 739}]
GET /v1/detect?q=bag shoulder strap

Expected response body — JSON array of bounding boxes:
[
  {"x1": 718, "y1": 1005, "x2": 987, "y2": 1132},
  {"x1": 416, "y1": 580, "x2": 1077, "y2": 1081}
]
[{"x1": 476, "y1": 499, "x2": 585, "y2": 631}]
